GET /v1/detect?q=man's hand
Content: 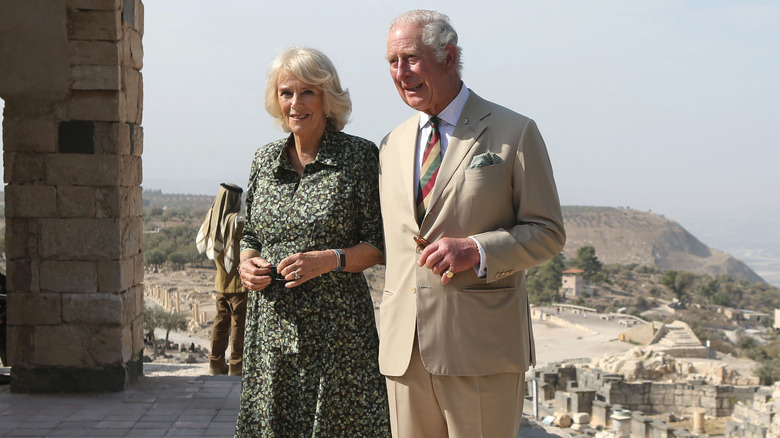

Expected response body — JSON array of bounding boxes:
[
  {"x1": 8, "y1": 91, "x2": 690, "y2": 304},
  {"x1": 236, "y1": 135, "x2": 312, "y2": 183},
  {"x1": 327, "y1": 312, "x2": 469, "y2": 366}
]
[{"x1": 418, "y1": 237, "x2": 480, "y2": 285}]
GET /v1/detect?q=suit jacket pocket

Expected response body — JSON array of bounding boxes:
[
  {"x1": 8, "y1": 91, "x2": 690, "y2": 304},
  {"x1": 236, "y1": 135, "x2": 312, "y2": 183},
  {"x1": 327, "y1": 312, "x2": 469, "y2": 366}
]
[
  {"x1": 461, "y1": 284, "x2": 514, "y2": 293},
  {"x1": 464, "y1": 161, "x2": 505, "y2": 181}
]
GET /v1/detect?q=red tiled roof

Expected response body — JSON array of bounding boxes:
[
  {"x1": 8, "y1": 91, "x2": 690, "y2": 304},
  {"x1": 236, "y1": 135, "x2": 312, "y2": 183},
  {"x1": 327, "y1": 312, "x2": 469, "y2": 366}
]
[{"x1": 562, "y1": 268, "x2": 584, "y2": 274}]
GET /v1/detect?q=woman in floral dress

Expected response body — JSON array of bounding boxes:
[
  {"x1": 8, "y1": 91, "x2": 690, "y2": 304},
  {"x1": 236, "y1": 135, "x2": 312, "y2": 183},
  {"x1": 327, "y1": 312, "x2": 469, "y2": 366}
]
[{"x1": 234, "y1": 47, "x2": 391, "y2": 437}]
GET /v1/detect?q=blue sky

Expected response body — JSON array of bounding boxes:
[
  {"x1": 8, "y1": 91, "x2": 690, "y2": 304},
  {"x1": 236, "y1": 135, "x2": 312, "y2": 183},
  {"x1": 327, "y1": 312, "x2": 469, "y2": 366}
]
[{"x1": 2, "y1": 1, "x2": 779, "y2": 283}]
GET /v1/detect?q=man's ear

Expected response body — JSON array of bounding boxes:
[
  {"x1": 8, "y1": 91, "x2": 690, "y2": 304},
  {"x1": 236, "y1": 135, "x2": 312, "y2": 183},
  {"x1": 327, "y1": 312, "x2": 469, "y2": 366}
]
[{"x1": 443, "y1": 44, "x2": 458, "y2": 74}]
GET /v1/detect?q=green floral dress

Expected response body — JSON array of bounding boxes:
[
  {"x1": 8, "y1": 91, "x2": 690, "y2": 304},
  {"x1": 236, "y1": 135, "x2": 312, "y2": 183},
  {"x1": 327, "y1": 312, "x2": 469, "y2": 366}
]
[{"x1": 236, "y1": 125, "x2": 391, "y2": 437}]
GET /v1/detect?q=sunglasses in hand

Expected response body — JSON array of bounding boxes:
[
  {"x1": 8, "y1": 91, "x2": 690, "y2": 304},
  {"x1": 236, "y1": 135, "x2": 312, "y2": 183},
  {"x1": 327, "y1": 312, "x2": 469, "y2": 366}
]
[
  {"x1": 266, "y1": 266, "x2": 287, "y2": 281},
  {"x1": 413, "y1": 234, "x2": 430, "y2": 253}
]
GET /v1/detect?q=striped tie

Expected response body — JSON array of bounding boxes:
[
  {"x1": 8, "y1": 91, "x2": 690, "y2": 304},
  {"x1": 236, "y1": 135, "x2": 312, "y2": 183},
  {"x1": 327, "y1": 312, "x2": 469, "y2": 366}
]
[{"x1": 416, "y1": 116, "x2": 442, "y2": 224}]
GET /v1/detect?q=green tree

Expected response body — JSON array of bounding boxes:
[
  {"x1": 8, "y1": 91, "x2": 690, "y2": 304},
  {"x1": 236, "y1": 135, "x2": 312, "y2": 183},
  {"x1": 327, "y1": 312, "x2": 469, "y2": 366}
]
[
  {"x1": 572, "y1": 245, "x2": 602, "y2": 281},
  {"x1": 755, "y1": 359, "x2": 780, "y2": 385},
  {"x1": 661, "y1": 270, "x2": 695, "y2": 302},
  {"x1": 167, "y1": 251, "x2": 189, "y2": 269},
  {"x1": 144, "y1": 249, "x2": 166, "y2": 268},
  {"x1": 143, "y1": 304, "x2": 165, "y2": 356},
  {"x1": 711, "y1": 289, "x2": 732, "y2": 307},
  {"x1": 527, "y1": 254, "x2": 565, "y2": 304},
  {"x1": 698, "y1": 278, "x2": 718, "y2": 300},
  {"x1": 158, "y1": 309, "x2": 188, "y2": 351},
  {"x1": 144, "y1": 303, "x2": 188, "y2": 352}
]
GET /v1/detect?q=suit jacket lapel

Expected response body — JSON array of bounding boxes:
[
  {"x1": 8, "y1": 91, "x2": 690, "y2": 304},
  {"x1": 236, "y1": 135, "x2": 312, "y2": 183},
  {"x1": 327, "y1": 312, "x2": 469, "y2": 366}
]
[
  {"x1": 394, "y1": 115, "x2": 421, "y2": 219},
  {"x1": 425, "y1": 92, "x2": 490, "y2": 217}
]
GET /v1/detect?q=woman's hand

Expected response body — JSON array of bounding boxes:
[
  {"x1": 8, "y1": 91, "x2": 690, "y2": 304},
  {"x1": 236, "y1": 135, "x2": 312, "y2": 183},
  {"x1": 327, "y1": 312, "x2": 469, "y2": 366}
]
[
  {"x1": 277, "y1": 250, "x2": 337, "y2": 288},
  {"x1": 238, "y1": 256, "x2": 276, "y2": 291}
]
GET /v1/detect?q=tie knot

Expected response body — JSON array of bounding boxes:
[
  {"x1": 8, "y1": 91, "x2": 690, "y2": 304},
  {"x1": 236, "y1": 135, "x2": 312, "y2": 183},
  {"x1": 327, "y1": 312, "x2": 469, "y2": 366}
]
[{"x1": 430, "y1": 116, "x2": 440, "y2": 131}]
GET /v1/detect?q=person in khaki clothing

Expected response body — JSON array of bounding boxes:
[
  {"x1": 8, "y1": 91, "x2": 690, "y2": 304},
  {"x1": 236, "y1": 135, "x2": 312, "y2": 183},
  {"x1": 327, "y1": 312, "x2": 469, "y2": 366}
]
[
  {"x1": 196, "y1": 183, "x2": 247, "y2": 376},
  {"x1": 379, "y1": 10, "x2": 566, "y2": 437}
]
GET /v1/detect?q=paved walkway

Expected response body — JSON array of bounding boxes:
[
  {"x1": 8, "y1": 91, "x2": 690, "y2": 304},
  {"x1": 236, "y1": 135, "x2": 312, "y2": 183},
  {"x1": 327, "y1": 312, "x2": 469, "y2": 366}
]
[{"x1": 0, "y1": 369, "x2": 575, "y2": 437}]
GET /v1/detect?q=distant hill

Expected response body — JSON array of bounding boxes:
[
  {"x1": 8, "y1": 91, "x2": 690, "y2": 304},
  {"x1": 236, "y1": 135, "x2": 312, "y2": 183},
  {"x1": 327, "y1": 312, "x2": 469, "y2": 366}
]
[
  {"x1": 562, "y1": 206, "x2": 765, "y2": 284},
  {"x1": 142, "y1": 189, "x2": 214, "y2": 210}
]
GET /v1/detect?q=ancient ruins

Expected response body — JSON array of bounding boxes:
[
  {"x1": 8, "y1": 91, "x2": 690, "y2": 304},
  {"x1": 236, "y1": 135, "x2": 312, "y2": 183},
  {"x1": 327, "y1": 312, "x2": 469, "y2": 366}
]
[{"x1": 529, "y1": 306, "x2": 780, "y2": 437}]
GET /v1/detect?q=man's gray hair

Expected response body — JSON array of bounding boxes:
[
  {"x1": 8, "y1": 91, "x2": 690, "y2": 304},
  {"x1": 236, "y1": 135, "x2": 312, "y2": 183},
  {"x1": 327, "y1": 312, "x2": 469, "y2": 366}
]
[{"x1": 389, "y1": 10, "x2": 463, "y2": 77}]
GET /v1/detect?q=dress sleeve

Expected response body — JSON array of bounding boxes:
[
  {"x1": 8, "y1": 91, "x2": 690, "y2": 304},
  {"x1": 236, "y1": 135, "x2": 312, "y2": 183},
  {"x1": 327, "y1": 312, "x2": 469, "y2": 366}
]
[{"x1": 240, "y1": 149, "x2": 263, "y2": 254}]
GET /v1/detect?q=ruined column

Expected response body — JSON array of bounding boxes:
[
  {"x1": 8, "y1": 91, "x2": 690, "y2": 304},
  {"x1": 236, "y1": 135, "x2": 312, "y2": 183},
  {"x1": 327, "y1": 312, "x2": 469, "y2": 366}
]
[{"x1": 0, "y1": 0, "x2": 145, "y2": 392}]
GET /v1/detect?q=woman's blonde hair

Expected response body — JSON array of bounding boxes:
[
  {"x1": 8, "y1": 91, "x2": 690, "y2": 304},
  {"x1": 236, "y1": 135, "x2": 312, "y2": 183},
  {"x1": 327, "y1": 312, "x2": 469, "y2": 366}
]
[{"x1": 264, "y1": 47, "x2": 351, "y2": 131}]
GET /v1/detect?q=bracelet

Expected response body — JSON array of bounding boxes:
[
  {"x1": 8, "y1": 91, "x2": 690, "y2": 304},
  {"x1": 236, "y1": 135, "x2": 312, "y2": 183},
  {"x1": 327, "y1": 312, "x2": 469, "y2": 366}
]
[{"x1": 330, "y1": 249, "x2": 345, "y2": 272}]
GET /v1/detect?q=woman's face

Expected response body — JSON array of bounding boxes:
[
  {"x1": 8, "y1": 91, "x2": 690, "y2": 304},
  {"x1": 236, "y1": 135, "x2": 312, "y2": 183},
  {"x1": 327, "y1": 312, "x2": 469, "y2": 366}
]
[{"x1": 277, "y1": 72, "x2": 327, "y2": 138}]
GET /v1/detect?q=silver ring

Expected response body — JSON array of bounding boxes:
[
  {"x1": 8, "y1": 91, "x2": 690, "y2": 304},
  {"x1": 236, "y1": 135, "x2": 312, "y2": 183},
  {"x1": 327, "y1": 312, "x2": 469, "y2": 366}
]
[{"x1": 293, "y1": 269, "x2": 301, "y2": 280}]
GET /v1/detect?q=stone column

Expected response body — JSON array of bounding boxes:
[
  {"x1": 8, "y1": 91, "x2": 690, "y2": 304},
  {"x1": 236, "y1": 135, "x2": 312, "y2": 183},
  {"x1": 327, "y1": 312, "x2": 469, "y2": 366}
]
[{"x1": 0, "y1": 0, "x2": 144, "y2": 392}]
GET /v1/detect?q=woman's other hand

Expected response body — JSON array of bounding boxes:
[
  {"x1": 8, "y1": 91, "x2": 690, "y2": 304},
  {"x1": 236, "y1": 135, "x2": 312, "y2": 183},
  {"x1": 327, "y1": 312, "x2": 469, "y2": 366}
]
[
  {"x1": 239, "y1": 256, "x2": 275, "y2": 291},
  {"x1": 277, "y1": 250, "x2": 337, "y2": 288}
]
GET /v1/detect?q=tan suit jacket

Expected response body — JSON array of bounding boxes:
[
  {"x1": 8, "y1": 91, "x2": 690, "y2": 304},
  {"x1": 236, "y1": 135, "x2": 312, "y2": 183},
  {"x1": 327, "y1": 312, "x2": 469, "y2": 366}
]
[{"x1": 378, "y1": 91, "x2": 566, "y2": 377}]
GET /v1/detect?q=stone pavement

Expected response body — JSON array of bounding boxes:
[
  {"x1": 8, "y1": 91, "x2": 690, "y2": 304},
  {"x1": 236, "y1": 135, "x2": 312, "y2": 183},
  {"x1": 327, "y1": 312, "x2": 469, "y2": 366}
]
[{"x1": 0, "y1": 367, "x2": 576, "y2": 438}]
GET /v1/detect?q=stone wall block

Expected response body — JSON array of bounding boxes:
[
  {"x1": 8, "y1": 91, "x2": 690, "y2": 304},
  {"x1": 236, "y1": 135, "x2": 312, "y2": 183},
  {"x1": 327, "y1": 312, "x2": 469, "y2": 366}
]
[
  {"x1": 6, "y1": 325, "x2": 34, "y2": 366},
  {"x1": 4, "y1": 220, "x2": 33, "y2": 261},
  {"x1": 63, "y1": 292, "x2": 123, "y2": 324},
  {"x1": 133, "y1": 253, "x2": 144, "y2": 286},
  {"x1": 46, "y1": 153, "x2": 120, "y2": 186},
  {"x1": 2, "y1": 118, "x2": 57, "y2": 152},
  {"x1": 131, "y1": 314, "x2": 144, "y2": 360},
  {"x1": 4, "y1": 152, "x2": 46, "y2": 184},
  {"x1": 87, "y1": 325, "x2": 125, "y2": 364},
  {"x1": 57, "y1": 185, "x2": 97, "y2": 217},
  {"x1": 93, "y1": 121, "x2": 122, "y2": 154},
  {"x1": 67, "y1": 90, "x2": 122, "y2": 121},
  {"x1": 72, "y1": 65, "x2": 121, "y2": 90},
  {"x1": 136, "y1": 0, "x2": 144, "y2": 35},
  {"x1": 122, "y1": 67, "x2": 142, "y2": 124},
  {"x1": 123, "y1": 28, "x2": 143, "y2": 70},
  {"x1": 6, "y1": 292, "x2": 61, "y2": 325},
  {"x1": 119, "y1": 154, "x2": 142, "y2": 186},
  {"x1": 96, "y1": 186, "x2": 120, "y2": 218},
  {"x1": 97, "y1": 258, "x2": 134, "y2": 292},
  {"x1": 130, "y1": 124, "x2": 143, "y2": 156},
  {"x1": 120, "y1": 185, "x2": 143, "y2": 218},
  {"x1": 121, "y1": 216, "x2": 143, "y2": 258},
  {"x1": 121, "y1": 287, "x2": 137, "y2": 326},
  {"x1": 5, "y1": 184, "x2": 57, "y2": 218},
  {"x1": 40, "y1": 218, "x2": 121, "y2": 259},
  {"x1": 117, "y1": 122, "x2": 132, "y2": 154},
  {"x1": 67, "y1": 0, "x2": 121, "y2": 10},
  {"x1": 68, "y1": 9, "x2": 120, "y2": 41},
  {"x1": 36, "y1": 325, "x2": 88, "y2": 366},
  {"x1": 122, "y1": 319, "x2": 134, "y2": 362},
  {"x1": 69, "y1": 40, "x2": 119, "y2": 65},
  {"x1": 40, "y1": 260, "x2": 98, "y2": 293},
  {"x1": 0, "y1": 1, "x2": 70, "y2": 102}
]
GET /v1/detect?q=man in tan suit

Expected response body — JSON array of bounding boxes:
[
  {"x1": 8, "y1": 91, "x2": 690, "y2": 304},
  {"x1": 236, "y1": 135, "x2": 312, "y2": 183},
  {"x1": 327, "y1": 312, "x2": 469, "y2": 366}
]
[{"x1": 379, "y1": 10, "x2": 566, "y2": 437}]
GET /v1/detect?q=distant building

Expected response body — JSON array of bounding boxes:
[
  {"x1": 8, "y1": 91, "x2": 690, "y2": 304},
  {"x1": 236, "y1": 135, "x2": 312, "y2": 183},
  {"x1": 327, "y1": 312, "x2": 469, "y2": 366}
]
[
  {"x1": 723, "y1": 307, "x2": 770, "y2": 327},
  {"x1": 561, "y1": 268, "x2": 585, "y2": 298}
]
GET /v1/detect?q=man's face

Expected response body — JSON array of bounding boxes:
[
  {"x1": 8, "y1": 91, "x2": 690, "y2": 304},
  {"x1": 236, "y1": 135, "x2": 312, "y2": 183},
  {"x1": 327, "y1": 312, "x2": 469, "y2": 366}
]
[{"x1": 386, "y1": 23, "x2": 452, "y2": 116}]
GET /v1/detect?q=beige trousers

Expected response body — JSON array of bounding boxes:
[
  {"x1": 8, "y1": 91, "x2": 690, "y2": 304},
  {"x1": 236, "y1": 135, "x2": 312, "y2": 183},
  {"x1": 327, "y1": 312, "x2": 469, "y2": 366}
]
[{"x1": 385, "y1": 338, "x2": 525, "y2": 438}]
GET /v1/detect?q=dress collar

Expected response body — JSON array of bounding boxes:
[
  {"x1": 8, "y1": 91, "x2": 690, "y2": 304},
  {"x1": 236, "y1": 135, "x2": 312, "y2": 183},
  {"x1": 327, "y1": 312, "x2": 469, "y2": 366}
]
[{"x1": 272, "y1": 123, "x2": 341, "y2": 173}]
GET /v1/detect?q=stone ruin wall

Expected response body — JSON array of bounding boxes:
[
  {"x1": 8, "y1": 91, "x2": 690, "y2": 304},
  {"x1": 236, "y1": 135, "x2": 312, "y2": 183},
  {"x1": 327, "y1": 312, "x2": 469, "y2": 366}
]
[
  {"x1": 0, "y1": 0, "x2": 145, "y2": 392},
  {"x1": 532, "y1": 363, "x2": 765, "y2": 436}
]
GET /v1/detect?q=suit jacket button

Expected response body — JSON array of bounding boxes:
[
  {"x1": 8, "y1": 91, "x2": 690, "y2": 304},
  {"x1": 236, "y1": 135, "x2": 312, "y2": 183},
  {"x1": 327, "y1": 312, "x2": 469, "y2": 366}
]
[{"x1": 411, "y1": 287, "x2": 416, "y2": 294}]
